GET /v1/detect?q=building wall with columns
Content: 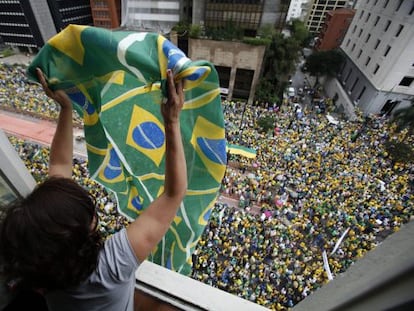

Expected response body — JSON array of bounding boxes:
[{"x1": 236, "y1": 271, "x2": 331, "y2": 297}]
[{"x1": 188, "y1": 38, "x2": 266, "y2": 105}]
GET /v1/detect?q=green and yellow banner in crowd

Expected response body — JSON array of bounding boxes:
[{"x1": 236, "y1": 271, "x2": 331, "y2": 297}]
[
  {"x1": 27, "y1": 25, "x2": 227, "y2": 275},
  {"x1": 227, "y1": 144, "x2": 257, "y2": 159}
]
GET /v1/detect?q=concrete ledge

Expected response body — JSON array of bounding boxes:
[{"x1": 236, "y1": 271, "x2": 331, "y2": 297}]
[{"x1": 135, "y1": 261, "x2": 269, "y2": 311}]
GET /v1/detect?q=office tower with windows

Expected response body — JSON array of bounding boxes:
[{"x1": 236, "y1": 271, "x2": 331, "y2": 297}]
[
  {"x1": 46, "y1": 0, "x2": 93, "y2": 31},
  {"x1": 286, "y1": 0, "x2": 311, "y2": 22},
  {"x1": 90, "y1": 0, "x2": 122, "y2": 29},
  {"x1": 196, "y1": 0, "x2": 289, "y2": 36},
  {"x1": 305, "y1": 0, "x2": 353, "y2": 35},
  {"x1": 0, "y1": 0, "x2": 93, "y2": 51},
  {"x1": 326, "y1": 0, "x2": 414, "y2": 116},
  {"x1": 0, "y1": 0, "x2": 55, "y2": 51},
  {"x1": 121, "y1": 0, "x2": 181, "y2": 33}
]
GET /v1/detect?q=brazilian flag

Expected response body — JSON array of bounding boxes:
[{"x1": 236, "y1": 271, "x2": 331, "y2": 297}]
[
  {"x1": 27, "y1": 25, "x2": 227, "y2": 275},
  {"x1": 227, "y1": 144, "x2": 256, "y2": 159}
]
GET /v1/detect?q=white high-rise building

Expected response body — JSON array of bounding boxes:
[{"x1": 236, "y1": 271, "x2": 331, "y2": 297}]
[
  {"x1": 121, "y1": 0, "x2": 181, "y2": 33},
  {"x1": 328, "y1": 0, "x2": 414, "y2": 116},
  {"x1": 286, "y1": 0, "x2": 310, "y2": 22}
]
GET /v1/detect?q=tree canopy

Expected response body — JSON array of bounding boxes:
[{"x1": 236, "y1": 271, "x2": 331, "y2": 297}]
[
  {"x1": 255, "y1": 21, "x2": 310, "y2": 104},
  {"x1": 305, "y1": 49, "x2": 345, "y2": 78},
  {"x1": 290, "y1": 19, "x2": 312, "y2": 46},
  {"x1": 392, "y1": 104, "x2": 414, "y2": 135},
  {"x1": 385, "y1": 102, "x2": 414, "y2": 164}
]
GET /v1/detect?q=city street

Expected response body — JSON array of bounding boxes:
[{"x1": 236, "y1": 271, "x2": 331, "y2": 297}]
[{"x1": 290, "y1": 58, "x2": 316, "y2": 108}]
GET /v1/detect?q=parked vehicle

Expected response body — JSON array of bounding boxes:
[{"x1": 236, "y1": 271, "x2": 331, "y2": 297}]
[{"x1": 287, "y1": 87, "x2": 295, "y2": 98}]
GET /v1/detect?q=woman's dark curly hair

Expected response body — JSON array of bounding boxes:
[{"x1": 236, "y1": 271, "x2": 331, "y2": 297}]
[{"x1": 0, "y1": 177, "x2": 103, "y2": 290}]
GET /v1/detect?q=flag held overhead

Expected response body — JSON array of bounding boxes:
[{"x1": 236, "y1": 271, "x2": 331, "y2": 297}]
[{"x1": 28, "y1": 24, "x2": 226, "y2": 275}]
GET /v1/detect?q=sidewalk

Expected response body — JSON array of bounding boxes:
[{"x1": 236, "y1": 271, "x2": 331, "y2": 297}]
[
  {"x1": 0, "y1": 110, "x2": 86, "y2": 157},
  {"x1": 0, "y1": 52, "x2": 35, "y2": 66}
]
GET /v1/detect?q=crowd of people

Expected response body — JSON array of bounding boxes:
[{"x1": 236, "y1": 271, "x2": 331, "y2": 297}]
[
  {"x1": 192, "y1": 99, "x2": 413, "y2": 309},
  {"x1": 1, "y1": 63, "x2": 414, "y2": 310},
  {"x1": 0, "y1": 63, "x2": 82, "y2": 126}
]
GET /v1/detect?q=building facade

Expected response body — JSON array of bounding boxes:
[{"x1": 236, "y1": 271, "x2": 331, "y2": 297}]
[
  {"x1": 0, "y1": 0, "x2": 56, "y2": 51},
  {"x1": 121, "y1": 0, "x2": 181, "y2": 33},
  {"x1": 189, "y1": 38, "x2": 266, "y2": 104},
  {"x1": 324, "y1": 0, "x2": 414, "y2": 116},
  {"x1": 90, "y1": 0, "x2": 122, "y2": 29},
  {"x1": 286, "y1": 0, "x2": 310, "y2": 22},
  {"x1": 0, "y1": 0, "x2": 92, "y2": 51},
  {"x1": 46, "y1": 0, "x2": 93, "y2": 31},
  {"x1": 305, "y1": 0, "x2": 352, "y2": 35},
  {"x1": 191, "y1": 0, "x2": 290, "y2": 36},
  {"x1": 187, "y1": 0, "x2": 289, "y2": 103},
  {"x1": 261, "y1": 0, "x2": 290, "y2": 31},
  {"x1": 203, "y1": 0, "x2": 264, "y2": 36},
  {"x1": 315, "y1": 8, "x2": 355, "y2": 51}
]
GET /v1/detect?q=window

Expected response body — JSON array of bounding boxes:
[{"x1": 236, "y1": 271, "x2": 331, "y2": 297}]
[
  {"x1": 234, "y1": 69, "x2": 254, "y2": 99},
  {"x1": 352, "y1": 25, "x2": 357, "y2": 33},
  {"x1": 351, "y1": 43, "x2": 356, "y2": 51},
  {"x1": 374, "y1": 0, "x2": 379, "y2": 4},
  {"x1": 396, "y1": 0, "x2": 403, "y2": 11},
  {"x1": 374, "y1": 39, "x2": 381, "y2": 49},
  {"x1": 359, "y1": 10, "x2": 364, "y2": 19},
  {"x1": 215, "y1": 66, "x2": 231, "y2": 89},
  {"x1": 374, "y1": 16, "x2": 380, "y2": 26},
  {"x1": 0, "y1": 174, "x2": 19, "y2": 207},
  {"x1": 365, "y1": 13, "x2": 371, "y2": 22},
  {"x1": 365, "y1": 34, "x2": 371, "y2": 43},
  {"x1": 357, "y1": 86, "x2": 366, "y2": 100},
  {"x1": 395, "y1": 24, "x2": 404, "y2": 37},
  {"x1": 399, "y1": 77, "x2": 414, "y2": 87},
  {"x1": 358, "y1": 49, "x2": 363, "y2": 58},
  {"x1": 358, "y1": 29, "x2": 363, "y2": 37},
  {"x1": 410, "y1": 4, "x2": 414, "y2": 15},
  {"x1": 346, "y1": 39, "x2": 351, "y2": 47},
  {"x1": 365, "y1": 57, "x2": 371, "y2": 66},
  {"x1": 373, "y1": 64, "x2": 380, "y2": 74},
  {"x1": 384, "y1": 45, "x2": 391, "y2": 57},
  {"x1": 383, "y1": 0, "x2": 389, "y2": 8},
  {"x1": 345, "y1": 69, "x2": 352, "y2": 82},
  {"x1": 351, "y1": 77, "x2": 359, "y2": 92},
  {"x1": 384, "y1": 20, "x2": 391, "y2": 31}
]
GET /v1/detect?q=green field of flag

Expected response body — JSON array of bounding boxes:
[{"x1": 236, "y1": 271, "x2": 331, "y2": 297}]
[{"x1": 28, "y1": 25, "x2": 227, "y2": 275}]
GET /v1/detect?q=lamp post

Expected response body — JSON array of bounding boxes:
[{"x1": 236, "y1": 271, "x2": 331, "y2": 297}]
[{"x1": 238, "y1": 101, "x2": 247, "y2": 143}]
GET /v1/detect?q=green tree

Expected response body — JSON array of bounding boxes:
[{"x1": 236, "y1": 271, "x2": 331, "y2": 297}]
[
  {"x1": 257, "y1": 115, "x2": 275, "y2": 133},
  {"x1": 385, "y1": 141, "x2": 414, "y2": 164},
  {"x1": 205, "y1": 21, "x2": 243, "y2": 41},
  {"x1": 305, "y1": 49, "x2": 345, "y2": 86},
  {"x1": 189, "y1": 24, "x2": 202, "y2": 38},
  {"x1": 172, "y1": 21, "x2": 190, "y2": 35},
  {"x1": 290, "y1": 19, "x2": 312, "y2": 47},
  {"x1": 392, "y1": 104, "x2": 414, "y2": 135},
  {"x1": 257, "y1": 24, "x2": 277, "y2": 39},
  {"x1": 385, "y1": 102, "x2": 414, "y2": 164},
  {"x1": 255, "y1": 79, "x2": 280, "y2": 105},
  {"x1": 255, "y1": 29, "x2": 305, "y2": 103},
  {"x1": 255, "y1": 20, "x2": 310, "y2": 104}
]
